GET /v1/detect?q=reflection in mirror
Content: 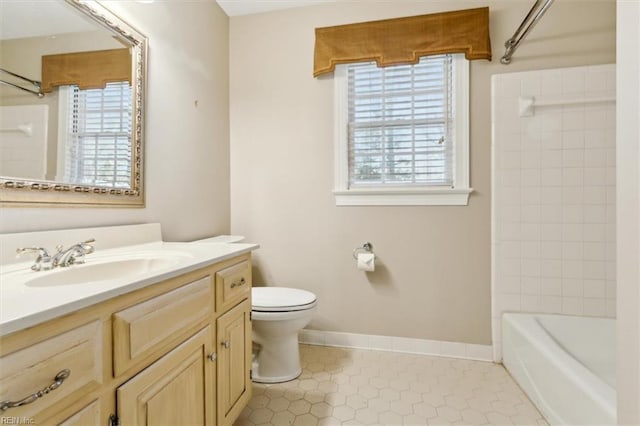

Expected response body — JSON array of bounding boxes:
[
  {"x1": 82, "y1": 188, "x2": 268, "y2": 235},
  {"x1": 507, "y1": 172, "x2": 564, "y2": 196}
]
[{"x1": 0, "y1": 0, "x2": 147, "y2": 207}]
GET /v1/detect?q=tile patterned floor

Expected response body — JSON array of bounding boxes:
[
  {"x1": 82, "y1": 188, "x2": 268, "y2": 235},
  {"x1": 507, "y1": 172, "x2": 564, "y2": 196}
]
[{"x1": 235, "y1": 344, "x2": 548, "y2": 426}]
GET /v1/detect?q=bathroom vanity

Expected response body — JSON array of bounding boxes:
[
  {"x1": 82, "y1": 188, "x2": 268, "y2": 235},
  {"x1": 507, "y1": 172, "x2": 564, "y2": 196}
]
[{"x1": 0, "y1": 224, "x2": 257, "y2": 425}]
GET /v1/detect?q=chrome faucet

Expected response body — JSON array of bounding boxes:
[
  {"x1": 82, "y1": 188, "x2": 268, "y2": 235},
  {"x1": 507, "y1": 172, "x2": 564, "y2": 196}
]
[
  {"x1": 52, "y1": 239, "x2": 96, "y2": 267},
  {"x1": 15, "y1": 247, "x2": 54, "y2": 271},
  {"x1": 16, "y1": 239, "x2": 95, "y2": 271}
]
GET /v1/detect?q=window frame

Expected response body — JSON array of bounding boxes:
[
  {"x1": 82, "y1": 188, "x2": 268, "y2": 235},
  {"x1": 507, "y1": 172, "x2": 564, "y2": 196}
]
[
  {"x1": 56, "y1": 82, "x2": 132, "y2": 188},
  {"x1": 333, "y1": 54, "x2": 472, "y2": 206}
]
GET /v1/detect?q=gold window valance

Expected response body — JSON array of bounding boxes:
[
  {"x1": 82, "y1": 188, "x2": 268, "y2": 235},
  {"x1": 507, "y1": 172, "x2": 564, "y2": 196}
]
[
  {"x1": 313, "y1": 7, "x2": 491, "y2": 77},
  {"x1": 41, "y1": 48, "x2": 131, "y2": 93}
]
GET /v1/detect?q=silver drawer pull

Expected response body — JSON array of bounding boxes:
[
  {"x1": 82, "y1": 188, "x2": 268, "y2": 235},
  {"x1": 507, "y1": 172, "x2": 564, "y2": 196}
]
[
  {"x1": 230, "y1": 277, "x2": 246, "y2": 289},
  {"x1": 221, "y1": 340, "x2": 230, "y2": 349},
  {"x1": 208, "y1": 353, "x2": 217, "y2": 362},
  {"x1": 0, "y1": 369, "x2": 71, "y2": 411}
]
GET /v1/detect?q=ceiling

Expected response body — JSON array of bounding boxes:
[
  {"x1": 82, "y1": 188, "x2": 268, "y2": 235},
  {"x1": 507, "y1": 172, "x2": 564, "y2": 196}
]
[
  {"x1": 0, "y1": 1, "x2": 98, "y2": 40},
  {"x1": 0, "y1": 0, "x2": 334, "y2": 39},
  {"x1": 216, "y1": 0, "x2": 336, "y2": 17}
]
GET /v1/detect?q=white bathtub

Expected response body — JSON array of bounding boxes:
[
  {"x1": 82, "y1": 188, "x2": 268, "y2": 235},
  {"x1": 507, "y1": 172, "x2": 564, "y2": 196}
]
[{"x1": 502, "y1": 313, "x2": 616, "y2": 425}]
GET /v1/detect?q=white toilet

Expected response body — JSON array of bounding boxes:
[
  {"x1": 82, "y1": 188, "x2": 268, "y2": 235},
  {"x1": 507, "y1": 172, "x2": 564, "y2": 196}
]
[{"x1": 251, "y1": 287, "x2": 317, "y2": 383}]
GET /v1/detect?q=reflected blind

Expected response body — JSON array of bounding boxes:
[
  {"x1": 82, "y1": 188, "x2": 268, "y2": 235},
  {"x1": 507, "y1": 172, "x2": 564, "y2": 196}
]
[
  {"x1": 64, "y1": 82, "x2": 132, "y2": 188},
  {"x1": 347, "y1": 55, "x2": 454, "y2": 188}
]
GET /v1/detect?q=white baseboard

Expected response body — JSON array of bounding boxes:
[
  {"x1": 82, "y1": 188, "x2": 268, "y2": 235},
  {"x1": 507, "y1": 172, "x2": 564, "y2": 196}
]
[{"x1": 299, "y1": 329, "x2": 493, "y2": 362}]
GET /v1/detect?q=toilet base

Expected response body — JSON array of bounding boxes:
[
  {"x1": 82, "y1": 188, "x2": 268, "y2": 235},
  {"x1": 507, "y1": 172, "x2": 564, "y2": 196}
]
[
  {"x1": 252, "y1": 359, "x2": 301, "y2": 383},
  {"x1": 251, "y1": 333, "x2": 303, "y2": 383}
]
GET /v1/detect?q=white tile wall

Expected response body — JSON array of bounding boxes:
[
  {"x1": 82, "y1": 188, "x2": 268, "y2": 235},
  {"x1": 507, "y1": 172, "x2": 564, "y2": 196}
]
[
  {"x1": 0, "y1": 105, "x2": 48, "y2": 180},
  {"x1": 491, "y1": 64, "x2": 616, "y2": 361}
]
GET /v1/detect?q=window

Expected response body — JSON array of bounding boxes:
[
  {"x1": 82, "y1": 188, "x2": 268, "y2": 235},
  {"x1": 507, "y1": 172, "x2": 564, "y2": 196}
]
[
  {"x1": 333, "y1": 54, "x2": 471, "y2": 206},
  {"x1": 57, "y1": 82, "x2": 132, "y2": 188}
]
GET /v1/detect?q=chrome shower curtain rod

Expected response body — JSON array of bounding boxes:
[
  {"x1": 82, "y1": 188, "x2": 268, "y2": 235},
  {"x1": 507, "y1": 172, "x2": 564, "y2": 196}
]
[
  {"x1": 501, "y1": 0, "x2": 555, "y2": 64},
  {"x1": 0, "y1": 68, "x2": 44, "y2": 98}
]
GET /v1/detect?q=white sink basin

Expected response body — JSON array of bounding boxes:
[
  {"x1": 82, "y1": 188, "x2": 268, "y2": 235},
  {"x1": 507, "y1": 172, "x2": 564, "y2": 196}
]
[
  {"x1": 15, "y1": 250, "x2": 193, "y2": 287},
  {"x1": 26, "y1": 258, "x2": 176, "y2": 287}
]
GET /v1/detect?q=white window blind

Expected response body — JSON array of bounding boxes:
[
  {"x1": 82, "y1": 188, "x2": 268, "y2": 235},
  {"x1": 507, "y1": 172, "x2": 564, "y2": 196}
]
[
  {"x1": 347, "y1": 55, "x2": 454, "y2": 188},
  {"x1": 64, "y1": 81, "x2": 132, "y2": 188}
]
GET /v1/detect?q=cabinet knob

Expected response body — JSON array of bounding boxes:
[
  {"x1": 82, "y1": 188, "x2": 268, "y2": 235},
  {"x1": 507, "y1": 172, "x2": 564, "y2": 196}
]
[
  {"x1": 221, "y1": 340, "x2": 230, "y2": 349},
  {"x1": 208, "y1": 353, "x2": 217, "y2": 362}
]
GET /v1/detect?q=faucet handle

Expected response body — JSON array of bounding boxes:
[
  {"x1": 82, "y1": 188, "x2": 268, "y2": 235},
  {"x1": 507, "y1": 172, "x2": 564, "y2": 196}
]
[
  {"x1": 16, "y1": 247, "x2": 50, "y2": 258},
  {"x1": 64, "y1": 239, "x2": 96, "y2": 266},
  {"x1": 80, "y1": 239, "x2": 95, "y2": 254},
  {"x1": 16, "y1": 247, "x2": 53, "y2": 271}
]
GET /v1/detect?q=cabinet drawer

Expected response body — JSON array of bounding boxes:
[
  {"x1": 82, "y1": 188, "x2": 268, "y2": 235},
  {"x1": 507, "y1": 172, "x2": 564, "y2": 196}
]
[
  {"x1": 113, "y1": 276, "x2": 213, "y2": 376},
  {"x1": 0, "y1": 321, "x2": 103, "y2": 420},
  {"x1": 216, "y1": 260, "x2": 251, "y2": 311}
]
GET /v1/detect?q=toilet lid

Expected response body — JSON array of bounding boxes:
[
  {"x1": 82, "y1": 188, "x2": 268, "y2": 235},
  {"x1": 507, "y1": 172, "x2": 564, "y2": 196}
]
[{"x1": 252, "y1": 287, "x2": 317, "y2": 312}]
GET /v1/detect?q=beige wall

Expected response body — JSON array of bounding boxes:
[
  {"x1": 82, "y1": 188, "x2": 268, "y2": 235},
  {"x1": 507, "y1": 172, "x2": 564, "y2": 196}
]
[
  {"x1": 229, "y1": 0, "x2": 616, "y2": 344},
  {"x1": 0, "y1": 0, "x2": 231, "y2": 242}
]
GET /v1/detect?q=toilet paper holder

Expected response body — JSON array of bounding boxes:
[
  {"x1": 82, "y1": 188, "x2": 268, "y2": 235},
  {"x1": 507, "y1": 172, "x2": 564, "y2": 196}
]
[{"x1": 352, "y1": 242, "x2": 376, "y2": 260}]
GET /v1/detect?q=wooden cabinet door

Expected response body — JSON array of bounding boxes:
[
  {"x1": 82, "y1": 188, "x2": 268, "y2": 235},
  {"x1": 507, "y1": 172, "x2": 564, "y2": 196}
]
[
  {"x1": 217, "y1": 299, "x2": 252, "y2": 426},
  {"x1": 58, "y1": 399, "x2": 101, "y2": 425},
  {"x1": 117, "y1": 326, "x2": 215, "y2": 426}
]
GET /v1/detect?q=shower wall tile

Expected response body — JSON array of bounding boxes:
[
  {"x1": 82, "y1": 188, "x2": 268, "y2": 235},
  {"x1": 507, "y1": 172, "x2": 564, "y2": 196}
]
[
  {"x1": 0, "y1": 105, "x2": 49, "y2": 180},
  {"x1": 491, "y1": 64, "x2": 616, "y2": 361}
]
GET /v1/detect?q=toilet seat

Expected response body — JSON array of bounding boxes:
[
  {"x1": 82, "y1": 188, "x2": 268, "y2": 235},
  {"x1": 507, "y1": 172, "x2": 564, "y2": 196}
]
[{"x1": 252, "y1": 287, "x2": 317, "y2": 312}]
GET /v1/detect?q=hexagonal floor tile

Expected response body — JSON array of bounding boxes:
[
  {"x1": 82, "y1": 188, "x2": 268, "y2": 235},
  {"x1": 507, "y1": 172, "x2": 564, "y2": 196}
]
[
  {"x1": 332, "y1": 405, "x2": 355, "y2": 422},
  {"x1": 234, "y1": 344, "x2": 547, "y2": 426},
  {"x1": 310, "y1": 402, "x2": 333, "y2": 419},
  {"x1": 267, "y1": 396, "x2": 290, "y2": 413},
  {"x1": 292, "y1": 413, "x2": 318, "y2": 426},
  {"x1": 289, "y1": 399, "x2": 312, "y2": 416}
]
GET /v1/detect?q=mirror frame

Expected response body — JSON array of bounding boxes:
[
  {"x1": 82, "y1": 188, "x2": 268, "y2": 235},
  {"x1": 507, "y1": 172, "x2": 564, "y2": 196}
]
[{"x1": 0, "y1": 0, "x2": 147, "y2": 208}]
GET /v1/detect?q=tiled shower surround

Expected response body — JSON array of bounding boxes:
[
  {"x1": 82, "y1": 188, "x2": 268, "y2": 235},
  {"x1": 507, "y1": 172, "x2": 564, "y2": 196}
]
[{"x1": 491, "y1": 64, "x2": 616, "y2": 360}]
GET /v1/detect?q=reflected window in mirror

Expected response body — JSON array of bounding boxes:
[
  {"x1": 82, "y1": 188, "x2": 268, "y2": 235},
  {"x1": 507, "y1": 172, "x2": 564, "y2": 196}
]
[{"x1": 57, "y1": 82, "x2": 132, "y2": 188}]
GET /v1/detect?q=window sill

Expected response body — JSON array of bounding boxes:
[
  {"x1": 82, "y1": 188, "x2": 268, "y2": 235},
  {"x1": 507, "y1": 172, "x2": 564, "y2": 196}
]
[{"x1": 333, "y1": 187, "x2": 474, "y2": 206}]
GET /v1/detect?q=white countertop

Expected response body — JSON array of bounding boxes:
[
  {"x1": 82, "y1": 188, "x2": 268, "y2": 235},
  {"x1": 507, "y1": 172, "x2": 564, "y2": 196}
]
[{"x1": 0, "y1": 240, "x2": 258, "y2": 337}]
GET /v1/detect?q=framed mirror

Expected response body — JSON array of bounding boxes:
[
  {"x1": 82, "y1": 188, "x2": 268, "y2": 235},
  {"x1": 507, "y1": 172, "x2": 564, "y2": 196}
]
[{"x1": 0, "y1": 0, "x2": 147, "y2": 207}]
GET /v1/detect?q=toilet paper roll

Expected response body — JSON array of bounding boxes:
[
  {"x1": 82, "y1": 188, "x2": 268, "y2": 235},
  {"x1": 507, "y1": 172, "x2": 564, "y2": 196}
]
[{"x1": 357, "y1": 253, "x2": 375, "y2": 271}]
